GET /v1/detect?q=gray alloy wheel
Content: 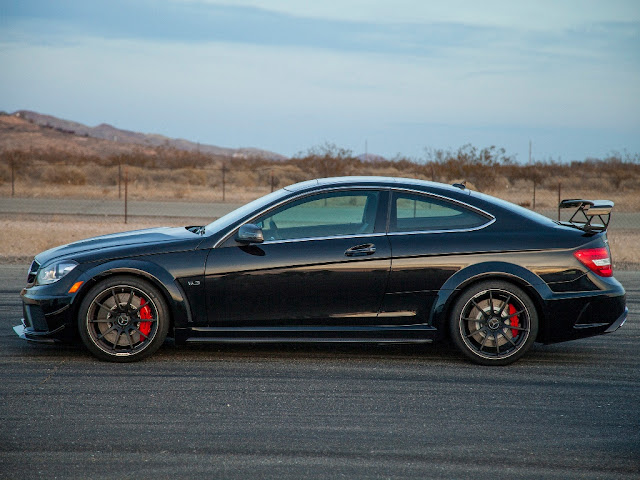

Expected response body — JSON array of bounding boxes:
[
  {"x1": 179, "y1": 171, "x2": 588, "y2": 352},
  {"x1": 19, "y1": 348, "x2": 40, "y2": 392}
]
[
  {"x1": 77, "y1": 276, "x2": 169, "y2": 362},
  {"x1": 450, "y1": 280, "x2": 538, "y2": 366}
]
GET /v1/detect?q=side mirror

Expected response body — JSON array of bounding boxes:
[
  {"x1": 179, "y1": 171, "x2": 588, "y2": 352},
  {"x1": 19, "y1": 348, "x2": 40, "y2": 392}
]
[{"x1": 236, "y1": 223, "x2": 264, "y2": 244}]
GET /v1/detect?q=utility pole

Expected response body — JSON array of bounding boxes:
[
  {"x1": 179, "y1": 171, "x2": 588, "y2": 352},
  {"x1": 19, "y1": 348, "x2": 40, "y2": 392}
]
[{"x1": 529, "y1": 140, "x2": 532, "y2": 164}]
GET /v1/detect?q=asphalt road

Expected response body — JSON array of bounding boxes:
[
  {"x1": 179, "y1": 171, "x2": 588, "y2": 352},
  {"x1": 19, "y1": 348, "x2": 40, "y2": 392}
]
[
  {"x1": 0, "y1": 265, "x2": 638, "y2": 480},
  {"x1": 0, "y1": 197, "x2": 243, "y2": 221}
]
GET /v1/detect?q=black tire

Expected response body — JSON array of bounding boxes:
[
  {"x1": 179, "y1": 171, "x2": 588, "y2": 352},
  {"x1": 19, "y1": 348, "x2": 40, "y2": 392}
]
[
  {"x1": 77, "y1": 276, "x2": 169, "y2": 362},
  {"x1": 449, "y1": 280, "x2": 538, "y2": 366}
]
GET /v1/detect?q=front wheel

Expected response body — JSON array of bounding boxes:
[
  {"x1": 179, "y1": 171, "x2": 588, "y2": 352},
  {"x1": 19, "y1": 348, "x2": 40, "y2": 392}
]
[
  {"x1": 77, "y1": 276, "x2": 169, "y2": 362},
  {"x1": 449, "y1": 281, "x2": 538, "y2": 366}
]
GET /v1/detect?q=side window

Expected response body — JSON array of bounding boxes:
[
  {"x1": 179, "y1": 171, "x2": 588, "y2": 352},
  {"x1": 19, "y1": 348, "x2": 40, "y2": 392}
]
[
  {"x1": 255, "y1": 191, "x2": 380, "y2": 241},
  {"x1": 391, "y1": 192, "x2": 489, "y2": 232}
]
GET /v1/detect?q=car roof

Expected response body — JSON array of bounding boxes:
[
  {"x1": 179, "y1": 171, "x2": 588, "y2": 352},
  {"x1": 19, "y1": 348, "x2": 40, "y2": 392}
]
[{"x1": 284, "y1": 176, "x2": 471, "y2": 196}]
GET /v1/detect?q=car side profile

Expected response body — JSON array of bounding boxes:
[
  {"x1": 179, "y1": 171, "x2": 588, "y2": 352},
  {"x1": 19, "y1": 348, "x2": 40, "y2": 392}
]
[{"x1": 14, "y1": 177, "x2": 627, "y2": 365}]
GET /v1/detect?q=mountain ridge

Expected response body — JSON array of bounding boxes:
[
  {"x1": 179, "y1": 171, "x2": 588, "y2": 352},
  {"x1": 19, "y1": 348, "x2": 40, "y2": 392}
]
[{"x1": 1, "y1": 110, "x2": 287, "y2": 160}]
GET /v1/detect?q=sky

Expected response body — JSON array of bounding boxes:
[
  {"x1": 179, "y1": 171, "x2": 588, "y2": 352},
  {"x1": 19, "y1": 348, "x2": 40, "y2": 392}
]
[{"x1": 1, "y1": 0, "x2": 639, "y2": 162}]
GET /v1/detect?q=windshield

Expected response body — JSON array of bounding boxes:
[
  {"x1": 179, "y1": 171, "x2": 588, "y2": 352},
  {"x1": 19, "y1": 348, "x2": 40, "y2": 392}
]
[{"x1": 205, "y1": 188, "x2": 290, "y2": 234}]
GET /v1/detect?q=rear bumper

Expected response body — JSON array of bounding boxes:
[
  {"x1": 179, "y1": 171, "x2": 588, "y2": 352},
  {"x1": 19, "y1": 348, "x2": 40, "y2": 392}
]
[
  {"x1": 604, "y1": 307, "x2": 628, "y2": 333},
  {"x1": 541, "y1": 287, "x2": 627, "y2": 344}
]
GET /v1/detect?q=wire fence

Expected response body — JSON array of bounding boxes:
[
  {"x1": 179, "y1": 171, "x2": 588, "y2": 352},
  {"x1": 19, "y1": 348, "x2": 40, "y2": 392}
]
[{"x1": 1, "y1": 160, "x2": 639, "y2": 230}]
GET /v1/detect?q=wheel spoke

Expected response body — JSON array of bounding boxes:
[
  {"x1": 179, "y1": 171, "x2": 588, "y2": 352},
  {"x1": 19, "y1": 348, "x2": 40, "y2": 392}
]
[
  {"x1": 497, "y1": 295, "x2": 512, "y2": 316},
  {"x1": 462, "y1": 316, "x2": 485, "y2": 324},
  {"x1": 134, "y1": 301, "x2": 151, "y2": 313},
  {"x1": 465, "y1": 326, "x2": 488, "y2": 339},
  {"x1": 97, "y1": 324, "x2": 117, "y2": 340},
  {"x1": 501, "y1": 329, "x2": 518, "y2": 347},
  {"x1": 488, "y1": 291, "x2": 494, "y2": 315},
  {"x1": 506, "y1": 325, "x2": 528, "y2": 332},
  {"x1": 494, "y1": 332, "x2": 500, "y2": 355},
  {"x1": 111, "y1": 329, "x2": 122, "y2": 350},
  {"x1": 470, "y1": 299, "x2": 489, "y2": 319},
  {"x1": 94, "y1": 301, "x2": 114, "y2": 315},
  {"x1": 479, "y1": 332, "x2": 489, "y2": 352},
  {"x1": 126, "y1": 329, "x2": 135, "y2": 349},
  {"x1": 125, "y1": 289, "x2": 134, "y2": 311},
  {"x1": 131, "y1": 326, "x2": 149, "y2": 340},
  {"x1": 111, "y1": 288, "x2": 121, "y2": 311},
  {"x1": 507, "y1": 309, "x2": 525, "y2": 319}
]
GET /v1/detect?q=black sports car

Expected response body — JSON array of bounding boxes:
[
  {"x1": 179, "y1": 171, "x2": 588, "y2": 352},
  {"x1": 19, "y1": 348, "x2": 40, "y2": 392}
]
[{"x1": 14, "y1": 177, "x2": 627, "y2": 365}]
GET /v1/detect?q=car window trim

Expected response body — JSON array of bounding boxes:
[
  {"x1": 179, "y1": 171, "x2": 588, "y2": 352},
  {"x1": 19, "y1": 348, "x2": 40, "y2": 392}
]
[
  {"x1": 387, "y1": 187, "x2": 496, "y2": 235},
  {"x1": 262, "y1": 232, "x2": 387, "y2": 246},
  {"x1": 214, "y1": 186, "x2": 388, "y2": 248}
]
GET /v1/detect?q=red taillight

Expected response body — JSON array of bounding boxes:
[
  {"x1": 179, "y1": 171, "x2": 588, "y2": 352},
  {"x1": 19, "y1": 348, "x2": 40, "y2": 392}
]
[{"x1": 574, "y1": 247, "x2": 613, "y2": 277}]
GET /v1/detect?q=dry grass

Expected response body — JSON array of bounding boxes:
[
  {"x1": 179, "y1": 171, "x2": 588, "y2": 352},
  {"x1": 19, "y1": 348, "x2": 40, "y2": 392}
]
[
  {"x1": 0, "y1": 216, "x2": 185, "y2": 262},
  {"x1": 1, "y1": 216, "x2": 638, "y2": 268},
  {"x1": 0, "y1": 182, "x2": 272, "y2": 204}
]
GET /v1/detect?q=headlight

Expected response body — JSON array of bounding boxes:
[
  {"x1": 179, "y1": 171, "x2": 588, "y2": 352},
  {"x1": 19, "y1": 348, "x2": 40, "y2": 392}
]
[{"x1": 36, "y1": 261, "x2": 78, "y2": 285}]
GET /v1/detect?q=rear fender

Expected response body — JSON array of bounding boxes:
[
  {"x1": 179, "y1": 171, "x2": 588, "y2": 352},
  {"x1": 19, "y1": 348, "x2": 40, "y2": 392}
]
[{"x1": 429, "y1": 261, "x2": 552, "y2": 338}]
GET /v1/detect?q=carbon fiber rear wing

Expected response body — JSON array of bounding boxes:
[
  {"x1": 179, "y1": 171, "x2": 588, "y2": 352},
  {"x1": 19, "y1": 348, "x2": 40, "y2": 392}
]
[{"x1": 559, "y1": 199, "x2": 613, "y2": 232}]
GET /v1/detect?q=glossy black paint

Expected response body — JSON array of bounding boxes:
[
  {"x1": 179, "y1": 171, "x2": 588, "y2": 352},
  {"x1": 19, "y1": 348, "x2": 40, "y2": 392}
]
[{"x1": 16, "y1": 177, "x2": 627, "y2": 357}]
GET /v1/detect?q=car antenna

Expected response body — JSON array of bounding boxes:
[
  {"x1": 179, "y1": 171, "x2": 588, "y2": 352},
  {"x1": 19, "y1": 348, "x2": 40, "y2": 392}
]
[{"x1": 452, "y1": 181, "x2": 467, "y2": 190}]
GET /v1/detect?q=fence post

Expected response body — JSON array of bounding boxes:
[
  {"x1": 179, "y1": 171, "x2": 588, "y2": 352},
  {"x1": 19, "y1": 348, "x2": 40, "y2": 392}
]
[
  {"x1": 532, "y1": 179, "x2": 537, "y2": 210},
  {"x1": 118, "y1": 162, "x2": 122, "y2": 199},
  {"x1": 11, "y1": 161, "x2": 15, "y2": 197},
  {"x1": 124, "y1": 166, "x2": 128, "y2": 224},
  {"x1": 221, "y1": 163, "x2": 227, "y2": 202},
  {"x1": 557, "y1": 182, "x2": 562, "y2": 221},
  {"x1": 270, "y1": 170, "x2": 275, "y2": 192}
]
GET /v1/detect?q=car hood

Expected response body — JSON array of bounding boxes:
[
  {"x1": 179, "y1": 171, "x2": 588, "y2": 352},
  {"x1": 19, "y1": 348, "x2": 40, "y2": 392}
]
[{"x1": 35, "y1": 227, "x2": 203, "y2": 266}]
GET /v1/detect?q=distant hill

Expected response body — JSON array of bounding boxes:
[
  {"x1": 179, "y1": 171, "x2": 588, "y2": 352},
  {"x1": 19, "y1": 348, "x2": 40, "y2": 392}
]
[{"x1": 0, "y1": 110, "x2": 287, "y2": 160}]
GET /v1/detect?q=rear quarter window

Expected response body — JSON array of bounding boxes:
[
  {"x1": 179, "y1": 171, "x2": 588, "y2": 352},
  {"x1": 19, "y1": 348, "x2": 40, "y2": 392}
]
[{"x1": 391, "y1": 192, "x2": 490, "y2": 232}]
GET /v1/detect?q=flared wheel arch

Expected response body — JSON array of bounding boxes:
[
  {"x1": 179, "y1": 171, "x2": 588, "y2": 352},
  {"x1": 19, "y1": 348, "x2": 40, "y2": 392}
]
[
  {"x1": 70, "y1": 268, "x2": 180, "y2": 339},
  {"x1": 438, "y1": 273, "x2": 546, "y2": 344}
]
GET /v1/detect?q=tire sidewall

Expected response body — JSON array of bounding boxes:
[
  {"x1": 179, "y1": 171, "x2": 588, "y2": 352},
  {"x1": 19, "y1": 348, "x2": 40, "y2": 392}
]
[{"x1": 77, "y1": 275, "x2": 170, "y2": 362}]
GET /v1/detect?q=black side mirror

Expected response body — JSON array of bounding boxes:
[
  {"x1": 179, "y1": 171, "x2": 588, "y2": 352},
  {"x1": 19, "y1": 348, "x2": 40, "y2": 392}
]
[{"x1": 236, "y1": 224, "x2": 264, "y2": 244}]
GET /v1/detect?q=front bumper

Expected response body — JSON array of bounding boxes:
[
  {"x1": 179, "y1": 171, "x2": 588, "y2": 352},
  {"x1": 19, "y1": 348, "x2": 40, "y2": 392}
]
[
  {"x1": 13, "y1": 321, "x2": 64, "y2": 344},
  {"x1": 15, "y1": 284, "x2": 79, "y2": 344}
]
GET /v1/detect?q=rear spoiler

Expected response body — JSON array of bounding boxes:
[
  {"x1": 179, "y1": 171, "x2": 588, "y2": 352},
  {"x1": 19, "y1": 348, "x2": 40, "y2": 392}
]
[{"x1": 559, "y1": 199, "x2": 613, "y2": 232}]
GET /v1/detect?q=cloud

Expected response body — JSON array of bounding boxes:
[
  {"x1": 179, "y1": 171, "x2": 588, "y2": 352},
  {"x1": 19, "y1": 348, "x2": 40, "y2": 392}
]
[{"x1": 1, "y1": 0, "x2": 638, "y2": 160}]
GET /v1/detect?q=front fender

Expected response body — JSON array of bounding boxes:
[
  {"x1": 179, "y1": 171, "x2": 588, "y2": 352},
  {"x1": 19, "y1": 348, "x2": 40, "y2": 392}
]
[
  {"x1": 71, "y1": 258, "x2": 194, "y2": 336},
  {"x1": 429, "y1": 261, "x2": 551, "y2": 337}
]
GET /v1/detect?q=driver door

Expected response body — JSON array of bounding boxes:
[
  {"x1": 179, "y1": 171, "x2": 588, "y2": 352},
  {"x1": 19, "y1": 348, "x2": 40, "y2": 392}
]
[{"x1": 205, "y1": 189, "x2": 390, "y2": 327}]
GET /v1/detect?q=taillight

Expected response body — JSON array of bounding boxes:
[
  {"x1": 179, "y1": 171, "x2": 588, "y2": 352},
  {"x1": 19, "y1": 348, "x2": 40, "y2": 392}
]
[{"x1": 574, "y1": 247, "x2": 613, "y2": 277}]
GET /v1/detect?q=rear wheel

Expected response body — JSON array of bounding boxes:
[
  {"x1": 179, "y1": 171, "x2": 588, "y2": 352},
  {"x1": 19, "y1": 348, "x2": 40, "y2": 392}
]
[
  {"x1": 78, "y1": 276, "x2": 169, "y2": 362},
  {"x1": 450, "y1": 281, "x2": 538, "y2": 366}
]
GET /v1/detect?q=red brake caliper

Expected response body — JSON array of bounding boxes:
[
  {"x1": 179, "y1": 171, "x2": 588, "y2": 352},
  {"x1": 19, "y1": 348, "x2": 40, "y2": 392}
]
[
  {"x1": 509, "y1": 304, "x2": 520, "y2": 338},
  {"x1": 139, "y1": 298, "x2": 152, "y2": 339}
]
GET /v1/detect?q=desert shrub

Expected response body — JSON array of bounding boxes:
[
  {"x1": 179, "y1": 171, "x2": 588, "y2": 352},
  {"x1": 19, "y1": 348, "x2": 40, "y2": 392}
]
[
  {"x1": 82, "y1": 163, "x2": 118, "y2": 186},
  {"x1": 41, "y1": 165, "x2": 87, "y2": 185}
]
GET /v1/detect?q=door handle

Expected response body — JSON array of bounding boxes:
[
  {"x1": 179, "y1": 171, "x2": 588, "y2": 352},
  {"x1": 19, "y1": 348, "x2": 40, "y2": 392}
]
[{"x1": 344, "y1": 243, "x2": 376, "y2": 257}]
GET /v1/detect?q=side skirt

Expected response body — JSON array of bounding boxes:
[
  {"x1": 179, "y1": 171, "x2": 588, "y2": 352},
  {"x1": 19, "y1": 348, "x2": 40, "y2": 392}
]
[{"x1": 175, "y1": 325, "x2": 437, "y2": 345}]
